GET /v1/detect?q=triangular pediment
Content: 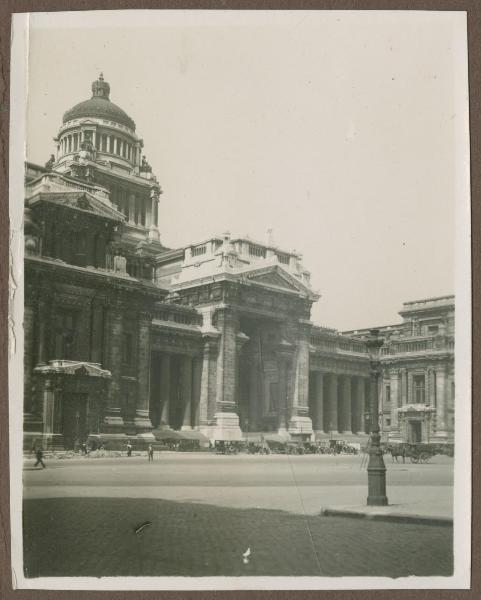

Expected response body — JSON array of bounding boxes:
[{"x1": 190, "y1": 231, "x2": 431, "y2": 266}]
[
  {"x1": 248, "y1": 270, "x2": 300, "y2": 292},
  {"x1": 241, "y1": 264, "x2": 320, "y2": 301},
  {"x1": 34, "y1": 191, "x2": 125, "y2": 222}
]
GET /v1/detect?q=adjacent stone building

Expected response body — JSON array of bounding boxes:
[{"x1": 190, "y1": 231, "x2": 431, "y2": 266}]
[{"x1": 24, "y1": 76, "x2": 455, "y2": 450}]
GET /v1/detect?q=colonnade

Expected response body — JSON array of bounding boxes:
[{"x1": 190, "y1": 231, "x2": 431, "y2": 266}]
[
  {"x1": 150, "y1": 351, "x2": 202, "y2": 430},
  {"x1": 309, "y1": 372, "x2": 370, "y2": 435},
  {"x1": 60, "y1": 129, "x2": 140, "y2": 165}
]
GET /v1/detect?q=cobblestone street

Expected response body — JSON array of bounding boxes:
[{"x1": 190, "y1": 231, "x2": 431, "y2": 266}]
[{"x1": 23, "y1": 453, "x2": 454, "y2": 577}]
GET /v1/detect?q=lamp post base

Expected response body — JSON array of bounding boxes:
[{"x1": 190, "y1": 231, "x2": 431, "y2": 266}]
[{"x1": 367, "y1": 453, "x2": 388, "y2": 506}]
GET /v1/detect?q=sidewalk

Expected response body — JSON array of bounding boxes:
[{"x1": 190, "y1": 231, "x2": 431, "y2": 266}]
[{"x1": 320, "y1": 485, "x2": 453, "y2": 525}]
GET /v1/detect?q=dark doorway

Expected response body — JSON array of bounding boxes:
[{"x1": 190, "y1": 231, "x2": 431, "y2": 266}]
[
  {"x1": 409, "y1": 420, "x2": 422, "y2": 443},
  {"x1": 63, "y1": 393, "x2": 88, "y2": 449}
]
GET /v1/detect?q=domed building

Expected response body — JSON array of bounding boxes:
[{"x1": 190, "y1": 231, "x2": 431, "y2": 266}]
[
  {"x1": 23, "y1": 76, "x2": 455, "y2": 452},
  {"x1": 53, "y1": 74, "x2": 161, "y2": 243}
]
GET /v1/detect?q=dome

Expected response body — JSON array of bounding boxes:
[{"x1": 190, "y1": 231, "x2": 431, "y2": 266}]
[{"x1": 62, "y1": 74, "x2": 136, "y2": 131}]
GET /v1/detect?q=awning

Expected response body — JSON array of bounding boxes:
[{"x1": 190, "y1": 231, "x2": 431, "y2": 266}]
[
  {"x1": 152, "y1": 429, "x2": 209, "y2": 442},
  {"x1": 152, "y1": 429, "x2": 183, "y2": 441},
  {"x1": 177, "y1": 430, "x2": 209, "y2": 442}
]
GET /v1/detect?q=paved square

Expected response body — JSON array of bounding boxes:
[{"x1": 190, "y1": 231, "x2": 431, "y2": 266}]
[{"x1": 23, "y1": 452, "x2": 453, "y2": 577}]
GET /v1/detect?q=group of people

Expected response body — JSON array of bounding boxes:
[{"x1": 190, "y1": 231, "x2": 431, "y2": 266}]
[
  {"x1": 125, "y1": 440, "x2": 155, "y2": 461},
  {"x1": 30, "y1": 438, "x2": 156, "y2": 467}
]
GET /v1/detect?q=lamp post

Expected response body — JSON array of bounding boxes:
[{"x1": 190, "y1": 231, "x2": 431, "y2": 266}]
[{"x1": 366, "y1": 329, "x2": 388, "y2": 506}]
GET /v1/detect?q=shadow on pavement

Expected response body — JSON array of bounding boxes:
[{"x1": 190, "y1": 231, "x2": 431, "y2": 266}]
[{"x1": 23, "y1": 496, "x2": 453, "y2": 578}]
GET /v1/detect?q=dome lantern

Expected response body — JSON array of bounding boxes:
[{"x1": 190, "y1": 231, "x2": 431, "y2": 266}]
[
  {"x1": 62, "y1": 74, "x2": 136, "y2": 130},
  {"x1": 91, "y1": 73, "x2": 110, "y2": 100}
]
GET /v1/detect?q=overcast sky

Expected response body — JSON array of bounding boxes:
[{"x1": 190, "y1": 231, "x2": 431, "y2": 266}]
[{"x1": 24, "y1": 11, "x2": 467, "y2": 330}]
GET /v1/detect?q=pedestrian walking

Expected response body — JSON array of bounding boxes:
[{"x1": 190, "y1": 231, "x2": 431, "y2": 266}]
[
  {"x1": 148, "y1": 444, "x2": 154, "y2": 461},
  {"x1": 34, "y1": 447, "x2": 46, "y2": 469},
  {"x1": 127, "y1": 440, "x2": 133, "y2": 457}
]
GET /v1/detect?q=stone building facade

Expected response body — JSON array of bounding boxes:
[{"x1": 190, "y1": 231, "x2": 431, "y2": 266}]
[{"x1": 23, "y1": 76, "x2": 455, "y2": 449}]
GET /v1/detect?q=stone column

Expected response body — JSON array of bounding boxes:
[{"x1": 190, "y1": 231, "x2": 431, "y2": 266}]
[
  {"x1": 278, "y1": 351, "x2": 293, "y2": 432},
  {"x1": 199, "y1": 335, "x2": 219, "y2": 426},
  {"x1": 339, "y1": 375, "x2": 352, "y2": 434},
  {"x1": 249, "y1": 353, "x2": 260, "y2": 430},
  {"x1": 435, "y1": 365, "x2": 447, "y2": 435},
  {"x1": 191, "y1": 356, "x2": 202, "y2": 427},
  {"x1": 148, "y1": 190, "x2": 161, "y2": 241},
  {"x1": 357, "y1": 377, "x2": 366, "y2": 434},
  {"x1": 90, "y1": 301, "x2": 105, "y2": 364},
  {"x1": 102, "y1": 304, "x2": 125, "y2": 433},
  {"x1": 129, "y1": 194, "x2": 136, "y2": 225},
  {"x1": 213, "y1": 307, "x2": 243, "y2": 438},
  {"x1": 159, "y1": 353, "x2": 171, "y2": 427},
  {"x1": 313, "y1": 372, "x2": 324, "y2": 431},
  {"x1": 407, "y1": 371, "x2": 413, "y2": 404},
  {"x1": 429, "y1": 368, "x2": 436, "y2": 406},
  {"x1": 145, "y1": 196, "x2": 152, "y2": 228},
  {"x1": 215, "y1": 307, "x2": 239, "y2": 411},
  {"x1": 390, "y1": 369, "x2": 399, "y2": 432},
  {"x1": 37, "y1": 300, "x2": 48, "y2": 366},
  {"x1": 42, "y1": 378, "x2": 56, "y2": 448},
  {"x1": 134, "y1": 313, "x2": 154, "y2": 437},
  {"x1": 181, "y1": 355, "x2": 193, "y2": 430},
  {"x1": 326, "y1": 373, "x2": 339, "y2": 434},
  {"x1": 400, "y1": 369, "x2": 407, "y2": 406},
  {"x1": 288, "y1": 321, "x2": 312, "y2": 434}
]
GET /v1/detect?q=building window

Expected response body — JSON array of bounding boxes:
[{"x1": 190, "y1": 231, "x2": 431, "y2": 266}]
[
  {"x1": 109, "y1": 137, "x2": 114, "y2": 153},
  {"x1": 385, "y1": 385, "x2": 391, "y2": 404},
  {"x1": 101, "y1": 134, "x2": 107, "y2": 152},
  {"x1": 413, "y1": 374, "x2": 425, "y2": 404},
  {"x1": 68, "y1": 136, "x2": 72, "y2": 152},
  {"x1": 116, "y1": 138, "x2": 121, "y2": 155},
  {"x1": 428, "y1": 325, "x2": 439, "y2": 334}
]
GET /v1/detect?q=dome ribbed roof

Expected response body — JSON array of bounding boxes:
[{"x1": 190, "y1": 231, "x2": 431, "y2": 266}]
[{"x1": 62, "y1": 74, "x2": 136, "y2": 131}]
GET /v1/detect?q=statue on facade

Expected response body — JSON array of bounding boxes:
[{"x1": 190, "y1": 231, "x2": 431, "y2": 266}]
[{"x1": 44, "y1": 154, "x2": 55, "y2": 171}]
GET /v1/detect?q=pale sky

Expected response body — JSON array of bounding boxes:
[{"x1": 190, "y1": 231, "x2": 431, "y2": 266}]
[{"x1": 24, "y1": 11, "x2": 467, "y2": 330}]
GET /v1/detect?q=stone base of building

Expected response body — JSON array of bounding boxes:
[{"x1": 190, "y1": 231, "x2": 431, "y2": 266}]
[
  {"x1": 101, "y1": 413, "x2": 125, "y2": 435},
  {"x1": 288, "y1": 415, "x2": 313, "y2": 439},
  {"x1": 200, "y1": 412, "x2": 243, "y2": 441},
  {"x1": 431, "y1": 431, "x2": 454, "y2": 444}
]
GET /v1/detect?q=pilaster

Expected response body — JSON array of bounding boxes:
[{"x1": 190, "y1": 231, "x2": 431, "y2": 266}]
[{"x1": 134, "y1": 312, "x2": 154, "y2": 438}]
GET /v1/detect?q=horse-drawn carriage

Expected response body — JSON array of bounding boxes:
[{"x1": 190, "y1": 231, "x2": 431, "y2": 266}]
[{"x1": 387, "y1": 442, "x2": 436, "y2": 464}]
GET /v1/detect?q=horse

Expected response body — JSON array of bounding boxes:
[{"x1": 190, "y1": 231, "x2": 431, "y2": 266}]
[{"x1": 387, "y1": 444, "x2": 406, "y2": 463}]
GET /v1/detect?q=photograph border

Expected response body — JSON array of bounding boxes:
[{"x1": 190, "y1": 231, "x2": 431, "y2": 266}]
[{"x1": 1, "y1": 1, "x2": 480, "y2": 598}]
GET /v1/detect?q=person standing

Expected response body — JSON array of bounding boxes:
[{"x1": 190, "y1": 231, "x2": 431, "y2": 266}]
[
  {"x1": 34, "y1": 447, "x2": 46, "y2": 469},
  {"x1": 148, "y1": 444, "x2": 154, "y2": 461},
  {"x1": 127, "y1": 440, "x2": 133, "y2": 457}
]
